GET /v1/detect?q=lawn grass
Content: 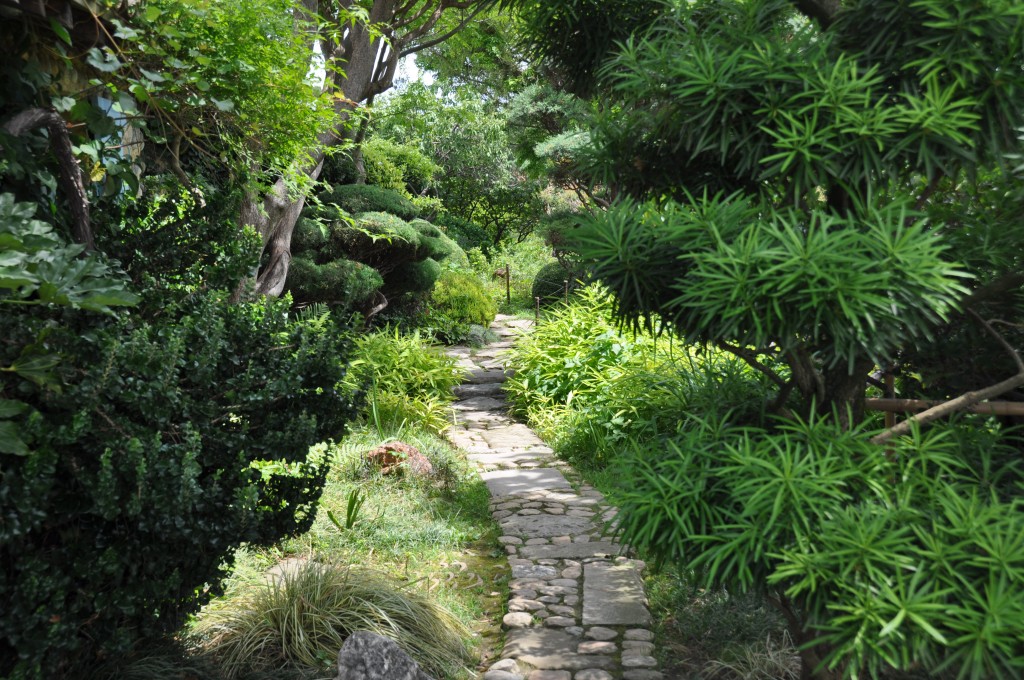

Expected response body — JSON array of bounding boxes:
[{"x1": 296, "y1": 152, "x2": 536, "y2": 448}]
[{"x1": 188, "y1": 423, "x2": 507, "y2": 679}]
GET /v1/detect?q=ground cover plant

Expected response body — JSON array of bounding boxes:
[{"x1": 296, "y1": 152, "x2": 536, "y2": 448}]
[{"x1": 186, "y1": 328, "x2": 504, "y2": 680}]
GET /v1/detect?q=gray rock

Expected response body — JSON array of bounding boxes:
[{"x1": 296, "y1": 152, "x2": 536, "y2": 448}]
[
  {"x1": 336, "y1": 631, "x2": 432, "y2": 680},
  {"x1": 489, "y1": 658, "x2": 520, "y2": 673}
]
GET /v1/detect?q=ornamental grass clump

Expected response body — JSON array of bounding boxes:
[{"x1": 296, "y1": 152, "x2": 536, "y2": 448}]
[{"x1": 194, "y1": 560, "x2": 474, "y2": 679}]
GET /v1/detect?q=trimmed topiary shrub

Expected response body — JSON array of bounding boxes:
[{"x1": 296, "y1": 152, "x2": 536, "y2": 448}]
[
  {"x1": 286, "y1": 256, "x2": 384, "y2": 309},
  {"x1": 532, "y1": 260, "x2": 586, "y2": 304},
  {"x1": 320, "y1": 184, "x2": 420, "y2": 222},
  {"x1": 388, "y1": 257, "x2": 442, "y2": 296}
]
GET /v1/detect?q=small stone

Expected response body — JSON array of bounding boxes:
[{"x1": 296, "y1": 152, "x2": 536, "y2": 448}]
[
  {"x1": 563, "y1": 595, "x2": 579, "y2": 606},
  {"x1": 505, "y1": 545, "x2": 519, "y2": 555},
  {"x1": 567, "y1": 510, "x2": 593, "y2": 518},
  {"x1": 539, "y1": 595, "x2": 561, "y2": 604},
  {"x1": 550, "y1": 578, "x2": 579, "y2": 587},
  {"x1": 545, "y1": 616, "x2": 576, "y2": 627},
  {"x1": 624, "y1": 629, "x2": 654, "y2": 641},
  {"x1": 565, "y1": 626, "x2": 584, "y2": 636},
  {"x1": 621, "y1": 655, "x2": 657, "y2": 668},
  {"x1": 585, "y1": 627, "x2": 618, "y2": 641},
  {"x1": 538, "y1": 559, "x2": 559, "y2": 566},
  {"x1": 490, "y1": 658, "x2": 520, "y2": 673},
  {"x1": 539, "y1": 585, "x2": 577, "y2": 596},
  {"x1": 549, "y1": 605, "x2": 575, "y2": 616},
  {"x1": 534, "y1": 609, "x2": 551, "y2": 619},
  {"x1": 499, "y1": 536, "x2": 524, "y2": 545},
  {"x1": 522, "y1": 502, "x2": 543, "y2": 508},
  {"x1": 494, "y1": 510, "x2": 513, "y2": 519},
  {"x1": 519, "y1": 509, "x2": 542, "y2": 515},
  {"x1": 503, "y1": 612, "x2": 534, "y2": 628},
  {"x1": 561, "y1": 566, "x2": 582, "y2": 579},
  {"x1": 622, "y1": 641, "x2": 655, "y2": 654},
  {"x1": 622, "y1": 672, "x2": 664, "y2": 680},
  {"x1": 552, "y1": 536, "x2": 573, "y2": 544},
  {"x1": 513, "y1": 564, "x2": 559, "y2": 580},
  {"x1": 529, "y1": 672, "x2": 571, "y2": 680},
  {"x1": 577, "y1": 641, "x2": 617, "y2": 654},
  {"x1": 574, "y1": 671, "x2": 613, "y2": 680},
  {"x1": 574, "y1": 535, "x2": 592, "y2": 543},
  {"x1": 545, "y1": 506, "x2": 566, "y2": 515},
  {"x1": 509, "y1": 598, "x2": 546, "y2": 612},
  {"x1": 526, "y1": 538, "x2": 550, "y2": 545},
  {"x1": 512, "y1": 588, "x2": 538, "y2": 599},
  {"x1": 483, "y1": 671, "x2": 521, "y2": 680},
  {"x1": 510, "y1": 579, "x2": 547, "y2": 589}
]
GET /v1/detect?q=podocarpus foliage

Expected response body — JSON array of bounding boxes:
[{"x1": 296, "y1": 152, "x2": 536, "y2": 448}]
[
  {"x1": 505, "y1": 0, "x2": 1024, "y2": 676},
  {"x1": 520, "y1": 0, "x2": 1024, "y2": 425}
]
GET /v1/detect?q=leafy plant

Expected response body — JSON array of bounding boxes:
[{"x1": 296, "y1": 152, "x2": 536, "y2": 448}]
[
  {"x1": 427, "y1": 270, "x2": 497, "y2": 344},
  {"x1": 193, "y1": 560, "x2": 474, "y2": 678}
]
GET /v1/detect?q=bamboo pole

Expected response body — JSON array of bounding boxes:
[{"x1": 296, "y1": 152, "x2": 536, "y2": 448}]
[{"x1": 865, "y1": 398, "x2": 1024, "y2": 417}]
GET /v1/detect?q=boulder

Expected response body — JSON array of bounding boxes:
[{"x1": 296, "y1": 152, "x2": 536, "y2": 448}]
[
  {"x1": 336, "y1": 631, "x2": 434, "y2": 680},
  {"x1": 365, "y1": 441, "x2": 432, "y2": 476}
]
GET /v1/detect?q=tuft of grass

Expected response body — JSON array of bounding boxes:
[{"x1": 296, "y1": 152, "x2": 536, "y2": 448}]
[
  {"x1": 704, "y1": 632, "x2": 801, "y2": 680},
  {"x1": 193, "y1": 560, "x2": 475, "y2": 679}
]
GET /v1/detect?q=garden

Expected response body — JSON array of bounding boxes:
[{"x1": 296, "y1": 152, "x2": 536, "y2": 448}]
[{"x1": 1, "y1": 0, "x2": 1023, "y2": 679}]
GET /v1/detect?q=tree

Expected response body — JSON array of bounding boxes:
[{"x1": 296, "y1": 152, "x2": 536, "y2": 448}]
[
  {"x1": 510, "y1": 0, "x2": 1024, "y2": 429},
  {"x1": 237, "y1": 0, "x2": 499, "y2": 297}
]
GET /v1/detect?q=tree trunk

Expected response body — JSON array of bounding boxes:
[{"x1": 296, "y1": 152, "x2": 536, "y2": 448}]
[{"x1": 242, "y1": 0, "x2": 402, "y2": 297}]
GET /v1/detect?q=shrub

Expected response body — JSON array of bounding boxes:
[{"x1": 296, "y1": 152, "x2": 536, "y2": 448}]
[
  {"x1": 320, "y1": 184, "x2": 420, "y2": 221},
  {"x1": 388, "y1": 257, "x2": 442, "y2": 297},
  {"x1": 193, "y1": 560, "x2": 473, "y2": 679},
  {"x1": 0, "y1": 288, "x2": 356, "y2": 676},
  {"x1": 342, "y1": 328, "x2": 463, "y2": 435},
  {"x1": 610, "y1": 415, "x2": 1024, "y2": 679},
  {"x1": 285, "y1": 256, "x2": 383, "y2": 309},
  {"x1": 431, "y1": 271, "x2": 498, "y2": 328},
  {"x1": 409, "y1": 219, "x2": 465, "y2": 264}
]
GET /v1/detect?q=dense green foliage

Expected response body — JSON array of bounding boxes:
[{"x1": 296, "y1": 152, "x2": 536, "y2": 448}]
[
  {"x1": 319, "y1": 184, "x2": 422, "y2": 223},
  {"x1": 426, "y1": 270, "x2": 498, "y2": 344},
  {"x1": 343, "y1": 328, "x2": 464, "y2": 435},
  {"x1": 1, "y1": 284, "x2": 355, "y2": 676},
  {"x1": 531, "y1": 260, "x2": 584, "y2": 304},
  {"x1": 613, "y1": 417, "x2": 1024, "y2": 679}
]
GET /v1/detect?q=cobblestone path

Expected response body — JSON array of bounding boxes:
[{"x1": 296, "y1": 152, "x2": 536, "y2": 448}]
[{"x1": 445, "y1": 315, "x2": 665, "y2": 680}]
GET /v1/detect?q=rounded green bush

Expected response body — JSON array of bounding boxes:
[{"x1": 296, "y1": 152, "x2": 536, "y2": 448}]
[
  {"x1": 291, "y1": 217, "x2": 328, "y2": 255},
  {"x1": 431, "y1": 271, "x2": 497, "y2": 327},
  {"x1": 286, "y1": 256, "x2": 383, "y2": 308},
  {"x1": 320, "y1": 184, "x2": 420, "y2": 221},
  {"x1": 532, "y1": 260, "x2": 584, "y2": 304},
  {"x1": 387, "y1": 257, "x2": 442, "y2": 296},
  {"x1": 409, "y1": 219, "x2": 467, "y2": 265}
]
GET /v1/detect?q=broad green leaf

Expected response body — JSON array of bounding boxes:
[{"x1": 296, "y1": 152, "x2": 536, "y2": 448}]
[{"x1": 0, "y1": 421, "x2": 29, "y2": 456}]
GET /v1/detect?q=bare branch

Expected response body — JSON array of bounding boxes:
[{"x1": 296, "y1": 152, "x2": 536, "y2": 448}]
[
  {"x1": 400, "y1": 3, "x2": 488, "y2": 57},
  {"x1": 716, "y1": 341, "x2": 789, "y2": 390}
]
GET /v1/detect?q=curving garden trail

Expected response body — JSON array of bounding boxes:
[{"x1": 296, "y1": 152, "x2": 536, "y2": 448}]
[{"x1": 445, "y1": 315, "x2": 665, "y2": 680}]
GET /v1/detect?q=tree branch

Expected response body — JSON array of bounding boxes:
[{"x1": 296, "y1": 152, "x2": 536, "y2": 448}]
[
  {"x1": 871, "y1": 310, "x2": 1024, "y2": 445},
  {"x1": 400, "y1": 3, "x2": 488, "y2": 57},
  {"x1": 716, "y1": 341, "x2": 789, "y2": 390},
  {"x1": 3, "y1": 107, "x2": 94, "y2": 251}
]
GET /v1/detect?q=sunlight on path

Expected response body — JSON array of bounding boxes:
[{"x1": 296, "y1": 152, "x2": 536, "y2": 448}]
[{"x1": 445, "y1": 315, "x2": 664, "y2": 680}]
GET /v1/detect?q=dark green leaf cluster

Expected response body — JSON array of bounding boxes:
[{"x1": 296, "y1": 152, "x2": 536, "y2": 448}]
[
  {"x1": 612, "y1": 416, "x2": 1024, "y2": 679},
  {"x1": 531, "y1": 260, "x2": 585, "y2": 304},
  {"x1": 0, "y1": 290, "x2": 356, "y2": 676}
]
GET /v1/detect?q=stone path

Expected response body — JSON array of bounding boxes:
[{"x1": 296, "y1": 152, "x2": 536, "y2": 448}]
[{"x1": 445, "y1": 315, "x2": 664, "y2": 680}]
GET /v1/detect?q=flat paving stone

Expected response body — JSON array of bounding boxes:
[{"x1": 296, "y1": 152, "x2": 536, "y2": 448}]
[
  {"x1": 465, "y1": 367, "x2": 510, "y2": 384},
  {"x1": 519, "y1": 541, "x2": 621, "y2": 560},
  {"x1": 582, "y1": 562, "x2": 652, "y2": 627},
  {"x1": 453, "y1": 382, "x2": 505, "y2": 398},
  {"x1": 499, "y1": 512, "x2": 598, "y2": 540},
  {"x1": 452, "y1": 396, "x2": 507, "y2": 411},
  {"x1": 471, "y1": 450, "x2": 554, "y2": 466},
  {"x1": 503, "y1": 629, "x2": 617, "y2": 671},
  {"x1": 482, "y1": 468, "x2": 572, "y2": 496}
]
